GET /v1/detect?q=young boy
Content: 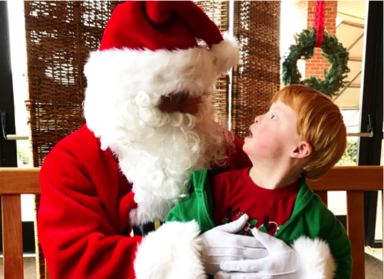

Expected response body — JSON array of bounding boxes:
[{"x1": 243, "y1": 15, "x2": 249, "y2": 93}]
[{"x1": 166, "y1": 84, "x2": 352, "y2": 278}]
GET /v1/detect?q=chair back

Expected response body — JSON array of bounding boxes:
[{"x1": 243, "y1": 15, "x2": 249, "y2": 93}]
[
  {"x1": 0, "y1": 166, "x2": 383, "y2": 279},
  {"x1": 0, "y1": 168, "x2": 50, "y2": 279},
  {"x1": 309, "y1": 166, "x2": 383, "y2": 279}
]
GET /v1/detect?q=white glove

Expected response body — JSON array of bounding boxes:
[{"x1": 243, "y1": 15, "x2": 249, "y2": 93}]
[
  {"x1": 201, "y1": 214, "x2": 268, "y2": 275},
  {"x1": 215, "y1": 228, "x2": 303, "y2": 279}
]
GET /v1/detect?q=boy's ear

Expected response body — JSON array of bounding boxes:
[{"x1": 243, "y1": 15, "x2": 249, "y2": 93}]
[{"x1": 291, "y1": 141, "x2": 312, "y2": 159}]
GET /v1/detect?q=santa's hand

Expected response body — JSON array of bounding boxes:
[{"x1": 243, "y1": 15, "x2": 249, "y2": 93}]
[
  {"x1": 201, "y1": 214, "x2": 268, "y2": 275},
  {"x1": 216, "y1": 227, "x2": 335, "y2": 279}
]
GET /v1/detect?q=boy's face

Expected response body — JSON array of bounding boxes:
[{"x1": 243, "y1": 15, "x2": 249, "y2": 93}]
[{"x1": 243, "y1": 99, "x2": 301, "y2": 165}]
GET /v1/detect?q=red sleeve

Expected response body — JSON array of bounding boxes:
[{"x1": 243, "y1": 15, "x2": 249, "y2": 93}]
[
  {"x1": 225, "y1": 132, "x2": 252, "y2": 171},
  {"x1": 38, "y1": 125, "x2": 142, "y2": 279}
]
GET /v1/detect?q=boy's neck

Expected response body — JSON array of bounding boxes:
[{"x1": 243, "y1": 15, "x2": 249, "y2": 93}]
[{"x1": 249, "y1": 161, "x2": 302, "y2": 190}]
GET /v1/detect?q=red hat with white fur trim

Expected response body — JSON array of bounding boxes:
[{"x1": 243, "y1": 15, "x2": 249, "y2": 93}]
[{"x1": 84, "y1": 1, "x2": 239, "y2": 98}]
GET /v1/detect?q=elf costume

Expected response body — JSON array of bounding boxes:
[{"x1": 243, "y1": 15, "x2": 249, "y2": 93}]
[
  {"x1": 167, "y1": 168, "x2": 352, "y2": 279},
  {"x1": 38, "y1": 1, "x2": 339, "y2": 279}
]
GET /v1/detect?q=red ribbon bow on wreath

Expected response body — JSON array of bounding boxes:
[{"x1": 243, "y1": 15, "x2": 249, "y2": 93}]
[{"x1": 314, "y1": 0, "x2": 325, "y2": 47}]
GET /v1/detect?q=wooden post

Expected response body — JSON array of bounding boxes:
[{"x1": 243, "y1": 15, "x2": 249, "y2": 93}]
[
  {"x1": 2, "y1": 195, "x2": 24, "y2": 279},
  {"x1": 347, "y1": 191, "x2": 365, "y2": 279},
  {"x1": 315, "y1": 191, "x2": 328, "y2": 206}
]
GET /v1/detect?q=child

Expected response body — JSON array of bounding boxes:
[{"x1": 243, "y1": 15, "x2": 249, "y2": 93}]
[{"x1": 167, "y1": 84, "x2": 352, "y2": 278}]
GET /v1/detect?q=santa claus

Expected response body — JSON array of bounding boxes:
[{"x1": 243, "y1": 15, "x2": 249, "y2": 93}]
[{"x1": 38, "y1": 1, "x2": 335, "y2": 279}]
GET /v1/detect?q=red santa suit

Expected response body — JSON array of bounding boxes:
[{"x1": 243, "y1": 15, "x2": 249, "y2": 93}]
[
  {"x1": 39, "y1": 2, "x2": 249, "y2": 278},
  {"x1": 38, "y1": 124, "x2": 249, "y2": 279}
]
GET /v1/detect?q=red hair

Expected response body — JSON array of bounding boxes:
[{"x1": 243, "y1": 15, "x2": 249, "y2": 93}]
[{"x1": 272, "y1": 85, "x2": 347, "y2": 180}]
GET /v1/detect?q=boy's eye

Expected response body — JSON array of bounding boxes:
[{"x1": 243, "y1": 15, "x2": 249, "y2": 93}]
[{"x1": 271, "y1": 114, "x2": 276, "y2": 120}]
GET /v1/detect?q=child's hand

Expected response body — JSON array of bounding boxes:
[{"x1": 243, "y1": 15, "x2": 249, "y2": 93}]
[{"x1": 201, "y1": 214, "x2": 268, "y2": 275}]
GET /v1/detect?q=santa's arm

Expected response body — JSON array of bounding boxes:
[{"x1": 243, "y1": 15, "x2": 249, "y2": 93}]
[
  {"x1": 134, "y1": 221, "x2": 205, "y2": 279},
  {"x1": 38, "y1": 139, "x2": 205, "y2": 279},
  {"x1": 39, "y1": 148, "x2": 139, "y2": 278},
  {"x1": 216, "y1": 229, "x2": 337, "y2": 279}
]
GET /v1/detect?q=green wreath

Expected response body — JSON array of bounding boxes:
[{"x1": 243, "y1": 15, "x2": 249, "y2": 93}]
[{"x1": 282, "y1": 28, "x2": 350, "y2": 99}]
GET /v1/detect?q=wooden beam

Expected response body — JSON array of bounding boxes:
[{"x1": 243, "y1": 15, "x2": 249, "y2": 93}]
[
  {"x1": 2, "y1": 195, "x2": 24, "y2": 279},
  {"x1": 0, "y1": 168, "x2": 41, "y2": 194},
  {"x1": 0, "y1": 166, "x2": 382, "y2": 193},
  {"x1": 341, "y1": 20, "x2": 365, "y2": 29},
  {"x1": 308, "y1": 166, "x2": 383, "y2": 191},
  {"x1": 334, "y1": 70, "x2": 362, "y2": 102},
  {"x1": 349, "y1": 57, "x2": 362, "y2": 62},
  {"x1": 45, "y1": 259, "x2": 51, "y2": 279},
  {"x1": 347, "y1": 84, "x2": 361, "y2": 89},
  {"x1": 348, "y1": 33, "x2": 365, "y2": 51},
  {"x1": 315, "y1": 191, "x2": 328, "y2": 206},
  {"x1": 347, "y1": 191, "x2": 365, "y2": 279}
]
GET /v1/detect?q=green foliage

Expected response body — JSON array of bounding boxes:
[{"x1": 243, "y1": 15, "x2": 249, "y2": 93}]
[
  {"x1": 18, "y1": 146, "x2": 29, "y2": 165},
  {"x1": 282, "y1": 28, "x2": 350, "y2": 99},
  {"x1": 336, "y1": 140, "x2": 358, "y2": 166}
]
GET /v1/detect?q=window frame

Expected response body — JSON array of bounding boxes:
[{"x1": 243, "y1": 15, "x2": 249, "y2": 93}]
[{"x1": 358, "y1": 0, "x2": 383, "y2": 248}]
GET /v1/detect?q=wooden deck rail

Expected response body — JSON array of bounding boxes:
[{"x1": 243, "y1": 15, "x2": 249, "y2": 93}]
[
  {"x1": 308, "y1": 166, "x2": 383, "y2": 279},
  {"x1": 0, "y1": 168, "x2": 49, "y2": 279},
  {"x1": 0, "y1": 166, "x2": 383, "y2": 279}
]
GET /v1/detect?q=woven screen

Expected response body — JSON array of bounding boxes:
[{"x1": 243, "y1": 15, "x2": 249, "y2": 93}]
[
  {"x1": 24, "y1": 1, "x2": 230, "y2": 166},
  {"x1": 24, "y1": 1, "x2": 122, "y2": 168},
  {"x1": 232, "y1": 1, "x2": 281, "y2": 140},
  {"x1": 195, "y1": 0, "x2": 230, "y2": 126}
]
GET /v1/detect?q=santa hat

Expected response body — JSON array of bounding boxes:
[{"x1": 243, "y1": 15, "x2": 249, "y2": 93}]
[{"x1": 84, "y1": 1, "x2": 240, "y2": 98}]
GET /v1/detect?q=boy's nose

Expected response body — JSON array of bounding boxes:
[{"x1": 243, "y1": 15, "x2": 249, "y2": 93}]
[{"x1": 254, "y1": 115, "x2": 261, "y2": 123}]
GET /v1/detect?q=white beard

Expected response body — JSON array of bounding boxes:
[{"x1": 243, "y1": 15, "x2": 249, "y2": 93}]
[{"x1": 85, "y1": 88, "x2": 234, "y2": 226}]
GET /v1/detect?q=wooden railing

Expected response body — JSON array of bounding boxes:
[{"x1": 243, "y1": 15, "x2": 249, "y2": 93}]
[
  {"x1": 0, "y1": 168, "x2": 46, "y2": 279},
  {"x1": 0, "y1": 166, "x2": 383, "y2": 279},
  {"x1": 308, "y1": 166, "x2": 383, "y2": 279}
]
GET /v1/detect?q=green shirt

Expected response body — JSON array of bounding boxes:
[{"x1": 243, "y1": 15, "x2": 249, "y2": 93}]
[{"x1": 167, "y1": 168, "x2": 352, "y2": 279}]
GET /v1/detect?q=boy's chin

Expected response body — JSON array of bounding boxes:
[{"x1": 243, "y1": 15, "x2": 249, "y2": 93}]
[{"x1": 242, "y1": 142, "x2": 254, "y2": 159}]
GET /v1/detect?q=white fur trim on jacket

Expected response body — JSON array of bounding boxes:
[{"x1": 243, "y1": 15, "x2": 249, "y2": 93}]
[
  {"x1": 134, "y1": 221, "x2": 206, "y2": 279},
  {"x1": 292, "y1": 236, "x2": 336, "y2": 279},
  {"x1": 84, "y1": 36, "x2": 239, "y2": 98}
]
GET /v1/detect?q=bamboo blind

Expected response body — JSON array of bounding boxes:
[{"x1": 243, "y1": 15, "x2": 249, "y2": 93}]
[
  {"x1": 195, "y1": 0, "x2": 230, "y2": 126},
  {"x1": 232, "y1": 1, "x2": 281, "y2": 140},
  {"x1": 24, "y1": 0, "x2": 231, "y2": 166},
  {"x1": 24, "y1": 1, "x2": 122, "y2": 168}
]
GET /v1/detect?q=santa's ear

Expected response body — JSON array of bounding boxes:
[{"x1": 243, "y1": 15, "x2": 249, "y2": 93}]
[{"x1": 291, "y1": 141, "x2": 312, "y2": 159}]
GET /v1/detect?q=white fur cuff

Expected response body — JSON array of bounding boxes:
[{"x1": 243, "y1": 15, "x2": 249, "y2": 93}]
[
  {"x1": 292, "y1": 237, "x2": 336, "y2": 279},
  {"x1": 134, "y1": 221, "x2": 206, "y2": 279}
]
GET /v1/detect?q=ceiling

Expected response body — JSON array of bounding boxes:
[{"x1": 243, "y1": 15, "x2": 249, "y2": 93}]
[
  {"x1": 333, "y1": 1, "x2": 367, "y2": 110},
  {"x1": 337, "y1": 1, "x2": 366, "y2": 25}
]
